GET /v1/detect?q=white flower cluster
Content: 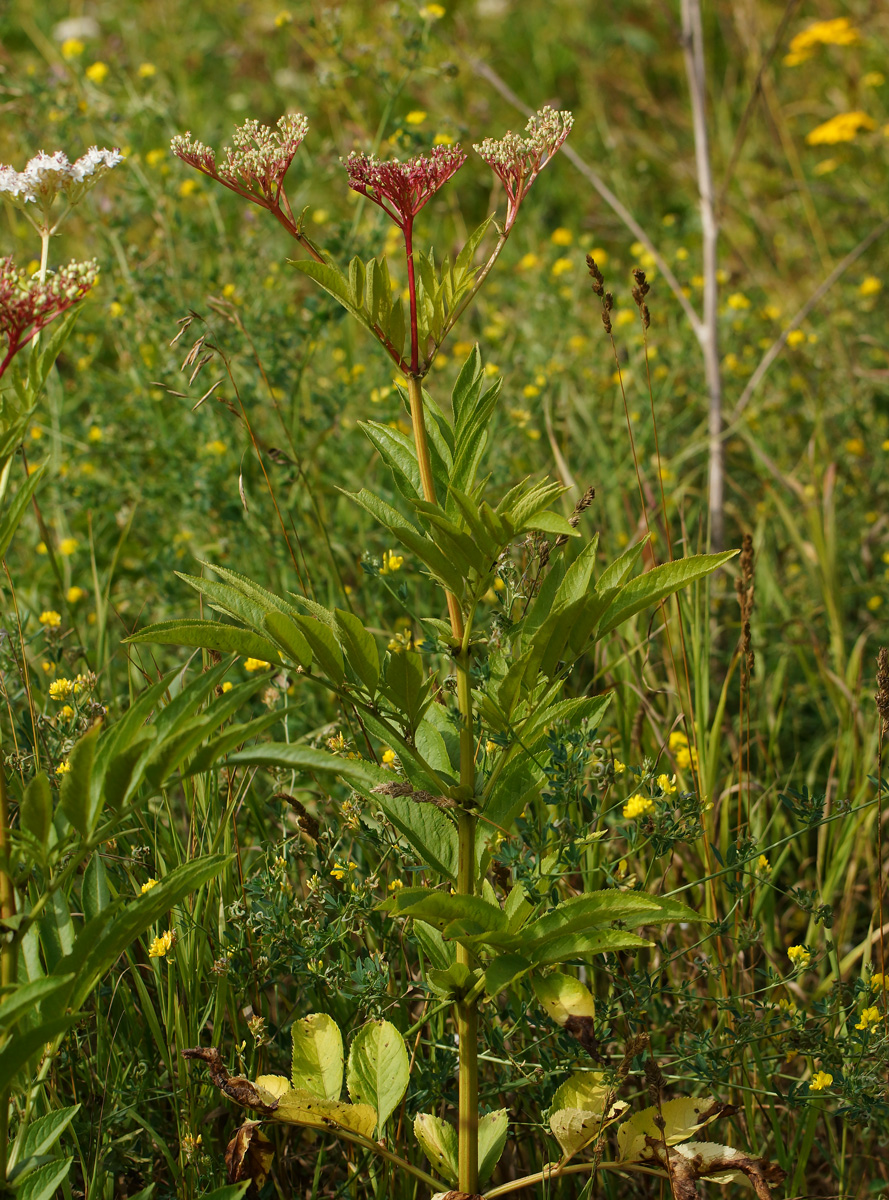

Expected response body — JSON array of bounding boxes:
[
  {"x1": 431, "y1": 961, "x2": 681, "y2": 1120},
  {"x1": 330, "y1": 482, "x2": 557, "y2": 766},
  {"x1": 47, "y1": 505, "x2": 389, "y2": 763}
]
[
  {"x1": 219, "y1": 113, "x2": 309, "y2": 192},
  {"x1": 0, "y1": 147, "x2": 123, "y2": 220},
  {"x1": 473, "y1": 106, "x2": 574, "y2": 175}
]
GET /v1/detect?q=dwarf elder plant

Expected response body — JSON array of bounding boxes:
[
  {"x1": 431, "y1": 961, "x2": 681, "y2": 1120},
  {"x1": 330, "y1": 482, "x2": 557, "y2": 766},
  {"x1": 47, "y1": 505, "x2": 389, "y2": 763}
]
[{"x1": 126, "y1": 107, "x2": 790, "y2": 1198}]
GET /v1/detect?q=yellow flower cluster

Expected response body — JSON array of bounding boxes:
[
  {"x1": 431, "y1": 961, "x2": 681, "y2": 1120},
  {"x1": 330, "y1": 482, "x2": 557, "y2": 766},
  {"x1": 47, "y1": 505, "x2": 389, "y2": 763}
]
[
  {"x1": 381, "y1": 748, "x2": 397, "y2": 766},
  {"x1": 56, "y1": 760, "x2": 71, "y2": 776},
  {"x1": 49, "y1": 678, "x2": 73, "y2": 701},
  {"x1": 140, "y1": 878, "x2": 159, "y2": 894},
  {"x1": 656, "y1": 773, "x2": 677, "y2": 795},
  {"x1": 806, "y1": 112, "x2": 876, "y2": 146},
  {"x1": 148, "y1": 929, "x2": 175, "y2": 958},
  {"x1": 330, "y1": 860, "x2": 357, "y2": 881},
  {"x1": 758, "y1": 854, "x2": 772, "y2": 873},
  {"x1": 379, "y1": 549, "x2": 404, "y2": 575},
  {"x1": 243, "y1": 658, "x2": 271, "y2": 671},
  {"x1": 809, "y1": 1070, "x2": 833, "y2": 1091},
  {"x1": 39, "y1": 610, "x2": 62, "y2": 628},
  {"x1": 669, "y1": 730, "x2": 697, "y2": 771},
  {"x1": 870, "y1": 972, "x2": 889, "y2": 992},
  {"x1": 784, "y1": 18, "x2": 858, "y2": 66},
  {"x1": 623, "y1": 794, "x2": 653, "y2": 820},
  {"x1": 854, "y1": 1006, "x2": 881, "y2": 1032},
  {"x1": 787, "y1": 944, "x2": 812, "y2": 970}
]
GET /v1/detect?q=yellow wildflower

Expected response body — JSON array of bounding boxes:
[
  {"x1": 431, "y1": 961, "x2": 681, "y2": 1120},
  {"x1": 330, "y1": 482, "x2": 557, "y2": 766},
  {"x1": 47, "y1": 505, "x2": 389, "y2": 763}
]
[
  {"x1": 67, "y1": 586, "x2": 86, "y2": 604},
  {"x1": 326, "y1": 731, "x2": 347, "y2": 752},
  {"x1": 137, "y1": 62, "x2": 157, "y2": 78},
  {"x1": 405, "y1": 111, "x2": 427, "y2": 125},
  {"x1": 551, "y1": 227, "x2": 573, "y2": 246},
  {"x1": 59, "y1": 705, "x2": 74, "y2": 719},
  {"x1": 867, "y1": 596, "x2": 883, "y2": 612},
  {"x1": 657, "y1": 773, "x2": 677, "y2": 795},
  {"x1": 420, "y1": 3, "x2": 446, "y2": 17},
  {"x1": 179, "y1": 178, "x2": 200, "y2": 198},
  {"x1": 784, "y1": 18, "x2": 858, "y2": 66},
  {"x1": 85, "y1": 62, "x2": 109, "y2": 85},
  {"x1": 49, "y1": 679, "x2": 74, "y2": 701},
  {"x1": 39, "y1": 611, "x2": 62, "y2": 628},
  {"x1": 388, "y1": 878, "x2": 406, "y2": 891},
  {"x1": 758, "y1": 855, "x2": 772, "y2": 873},
  {"x1": 381, "y1": 748, "x2": 397, "y2": 765},
  {"x1": 59, "y1": 538, "x2": 79, "y2": 556},
  {"x1": 863, "y1": 71, "x2": 885, "y2": 88},
  {"x1": 146, "y1": 148, "x2": 167, "y2": 168},
  {"x1": 148, "y1": 929, "x2": 175, "y2": 958},
  {"x1": 221, "y1": 681, "x2": 233, "y2": 693},
  {"x1": 244, "y1": 658, "x2": 271, "y2": 671},
  {"x1": 523, "y1": 384, "x2": 541, "y2": 398},
  {"x1": 623, "y1": 794, "x2": 654, "y2": 819},
  {"x1": 140, "y1": 878, "x2": 159, "y2": 894},
  {"x1": 88, "y1": 426, "x2": 103, "y2": 443},
  {"x1": 870, "y1": 972, "x2": 888, "y2": 992},
  {"x1": 806, "y1": 112, "x2": 875, "y2": 146},
  {"x1": 787, "y1": 944, "x2": 812, "y2": 971},
  {"x1": 727, "y1": 292, "x2": 751, "y2": 310},
  {"x1": 433, "y1": 133, "x2": 454, "y2": 145},
  {"x1": 613, "y1": 759, "x2": 626, "y2": 775},
  {"x1": 809, "y1": 1070, "x2": 833, "y2": 1091},
  {"x1": 854, "y1": 1006, "x2": 881, "y2": 1032},
  {"x1": 61, "y1": 38, "x2": 85, "y2": 59},
  {"x1": 274, "y1": 10, "x2": 293, "y2": 25},
  {"x1": 613, "y1": 308, "x2": 636, "y2": 327},
  {"x1": 380, "y1": 549, "x2": 404, "y2": 575},
  {"x1": 330, "y1": 861, "x2": 357, "y2": 881},
  {"x1": 56, "y1": 760, "x2": 71, "y2": 776},
  {"x1": 859, "y1": 276, "x2": 882, "y2": 297},
  {"x1": 551, "y1": 256, "x2": 574, "y2": 278},
  {"x1": 786, "y1": 329, "x2": 806, "y2": 347}
]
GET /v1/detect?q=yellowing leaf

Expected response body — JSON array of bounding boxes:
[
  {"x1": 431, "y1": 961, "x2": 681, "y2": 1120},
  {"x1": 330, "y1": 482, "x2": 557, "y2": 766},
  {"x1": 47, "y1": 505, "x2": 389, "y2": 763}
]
[
  {"x1": 550, "y1": 1107, "x2": 614, "y2": 1160},
  {"x1": 255, "y1": 1074, "x2": 290, "y2": 1100},
  {"x1": 532, "y1": 972, "x2": 595, "y2": 1026},
  {"x1": 272, "y1": 1087, "x2": 376, "y2": 1137},
  {"x1": 551, "y1": 1070, "x2": 628, "y2": 1126},
  {"x1": 616, "y1": 1096, "x2": 724, "y2": 1163},
  {"x1": 413, "y1": 1113, "x2": 458, "y2": 1185},
  {"x1": 291, "y1": 1013, "x2": 344, "y2": 1100},
  {"x1": 478, "y1": 1108, "x2": 508, "y2": 1184}
]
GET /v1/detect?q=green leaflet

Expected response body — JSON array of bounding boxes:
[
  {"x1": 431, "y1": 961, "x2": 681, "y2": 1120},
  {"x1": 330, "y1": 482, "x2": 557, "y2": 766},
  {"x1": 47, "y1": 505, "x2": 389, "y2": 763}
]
[
  {"x1": 478, "y1": 1109, "x2": 509, "y2": 1184},
  {"x1": 346, "y1": 1020, "x2": 410, "y2": 1130},
  {"x1": 20, "y1": 771, "x2": 52, "y2": 847},
  {"x1": 383, "y1": 887, "x2": 507, "y2": 937},
  {"x1": 598, "y1": 550, "x2": 738, "y2": 635},
  {"x1": 59, "y1": 723, "x2": 102, "y2": 837},
  {"x1": 413, "y1": 1113, "x2": 458, "y2": 1185},
  {"x1": 290, "y1": 1013, "x2": 344, "y2": 1101},
  {"x1": 12, "y1": 1157, "x2": 73, "y2": 1200},
  {"x1": 273, "y1": 1087, "x2": 377, "y2": 1138},
  {"x1": 9, "y1": 1104, "x2": 80, "y2": 1171},
  {"x1": 0, "y1": 460, "x2": 47, "y2": 561},
  {"x1": 124, "y1": 619, "x2": 280, "y2": 663}
]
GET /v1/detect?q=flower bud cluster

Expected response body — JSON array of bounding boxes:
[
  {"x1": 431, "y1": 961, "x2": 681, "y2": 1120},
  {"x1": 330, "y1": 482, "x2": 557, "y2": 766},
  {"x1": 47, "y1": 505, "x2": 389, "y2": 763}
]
[
  {"x1": 0, "y1": 257, "x2": 99, "y2": 375},
  {"x1": 0, "y1": 147, "x2": 123, "y2": 222},
  {"x1": 474, "y1": 105, "x2": 573, "y2": 229},
  {"x1": 345, "y1": 144, "x2": 467, "y2": 227},
  {"x1": 171, "y1": 113, "x2": 309, "y2": 204}
]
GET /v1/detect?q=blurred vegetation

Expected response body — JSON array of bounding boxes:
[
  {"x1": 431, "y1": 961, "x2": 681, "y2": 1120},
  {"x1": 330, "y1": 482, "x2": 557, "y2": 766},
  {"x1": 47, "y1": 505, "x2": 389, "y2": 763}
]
[{"x1": 0, "y1": 0, "x2": 888, "y2": 1197}]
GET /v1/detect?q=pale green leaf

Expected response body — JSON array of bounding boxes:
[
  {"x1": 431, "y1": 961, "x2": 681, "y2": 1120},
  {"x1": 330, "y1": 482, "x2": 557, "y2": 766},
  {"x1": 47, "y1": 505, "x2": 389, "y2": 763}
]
[
  {"x1": 346, "y1": 1020, "x2": 409, "y2": 1130},
  {"x1": 413, "y1": 1113, "x2": 458, "y2": 1185},
  {"x1": 478, "y1": 1109, "x2": 509, "y2": 1184},
  {"x1": 291, "y1": 1013, "x2": 344, "y2": 1100},
  {"x1": 616, "y1": 1096, "x2": 725, "y2": 1163}
]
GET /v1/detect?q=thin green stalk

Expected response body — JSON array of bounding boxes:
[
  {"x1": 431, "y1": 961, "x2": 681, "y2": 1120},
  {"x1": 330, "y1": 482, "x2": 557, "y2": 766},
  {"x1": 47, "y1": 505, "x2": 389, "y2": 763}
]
[{"x1": 0, "y1": 763, "x2": 15, "y2": 1182}]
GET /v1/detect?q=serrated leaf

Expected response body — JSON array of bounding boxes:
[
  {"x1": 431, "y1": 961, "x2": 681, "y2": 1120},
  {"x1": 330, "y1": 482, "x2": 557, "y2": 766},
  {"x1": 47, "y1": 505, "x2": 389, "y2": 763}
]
[
  {"x1": 262, "y1": 611, "x2": 313, "y2": 670},
  {"x1": 550, "y1": 1108, "x2": 615, "y2": 1160},
  {"x1": 346, "y1": 1020, "x2": 409, "y2": 1130},
  {"x1": 478, "y1": 1109, "x2": 508, "y2": 1184},
  {"x1": 292, "y1": 259, "x2": 363, "y2": 321},
  {"x1": 334, "y1": 609, "x2": 379, "y2": 695},
  {"x1": 0, "y1": 976, "x2": 73, "y2": 1032},
  {"x1": 11, "y1": 1104, "x2": 80, "y2": 1169},
  {"x1": 125, "y1": 619, "x2": 280, "y2": 662},
  {"x1": 616, "y1": 1096, "x2": 725, "y2": 1163},
  {"x1": 291, "y1": 1013, "x2": 344, "y2": 1100},
  {"x1": 272, "y1": 1087, "x2": 376, "y2": 1137},
  {"x1": 20, "y1": 771, "x2": 52, "y2": 847},
  {"x1": 551, "y1": 1070, "x2": 627, "y2": 1120},
  {"x1": 599, "y1": 551, "x2": 738, "y2": 635},
  {"x1": 13, "y1": 1157, "x2": 72, "y2": 1200},
  {"x1": 414, "y1": 1113, "x2": 458, "y2": 1185},
  {"x1": 533, "y1": 972, "x2": 596, "y2": 1026}
]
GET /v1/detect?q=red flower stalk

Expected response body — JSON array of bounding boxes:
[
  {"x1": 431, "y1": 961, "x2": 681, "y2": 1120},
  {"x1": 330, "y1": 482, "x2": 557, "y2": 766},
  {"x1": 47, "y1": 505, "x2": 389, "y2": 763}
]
[
  {"x1": 345, "y1": 145, "x2": 467, "y2": 228},
  {"x1": 171, "y1": 115, "x2": 317, "y2": 250},
  {"x1": 474, "y1": 106, "x2": 573, "y2": 232},
  {"x1": 0, "y1": 257, "x2": 98, "y2": 378}
]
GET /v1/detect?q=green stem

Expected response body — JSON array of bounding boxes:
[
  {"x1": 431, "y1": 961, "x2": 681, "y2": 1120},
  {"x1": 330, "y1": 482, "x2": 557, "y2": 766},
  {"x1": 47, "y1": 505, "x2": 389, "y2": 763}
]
[
  {"x1": 405, "y1": 373, "x2": 479, "y2": 1194},
  {"x1": 483, "y1": 1159, "x2": 663, "y2": 1197},
  {"x1": 0, "y1": 764, "x2": 15, "y2": 1181}
]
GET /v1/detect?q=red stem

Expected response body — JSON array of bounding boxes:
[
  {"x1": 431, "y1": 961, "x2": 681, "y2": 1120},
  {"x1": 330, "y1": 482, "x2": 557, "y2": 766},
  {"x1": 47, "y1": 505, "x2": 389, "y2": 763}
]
[{"x1": 403, "y1": 216, "x2": 420, "y2": 375}]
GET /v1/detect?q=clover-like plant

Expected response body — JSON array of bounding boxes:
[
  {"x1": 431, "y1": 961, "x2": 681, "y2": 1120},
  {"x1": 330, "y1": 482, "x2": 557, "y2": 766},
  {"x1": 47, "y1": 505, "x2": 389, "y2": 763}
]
[{"x1": 136, "y1": 108, "x2": 787, "y2": 1198}]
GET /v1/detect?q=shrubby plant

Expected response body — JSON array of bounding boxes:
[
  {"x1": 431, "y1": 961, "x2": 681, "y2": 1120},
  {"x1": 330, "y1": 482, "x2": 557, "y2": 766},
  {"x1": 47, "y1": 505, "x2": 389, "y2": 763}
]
[{"x1": 117, "y1": 106, "x2": 792, "y2": 1198}]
